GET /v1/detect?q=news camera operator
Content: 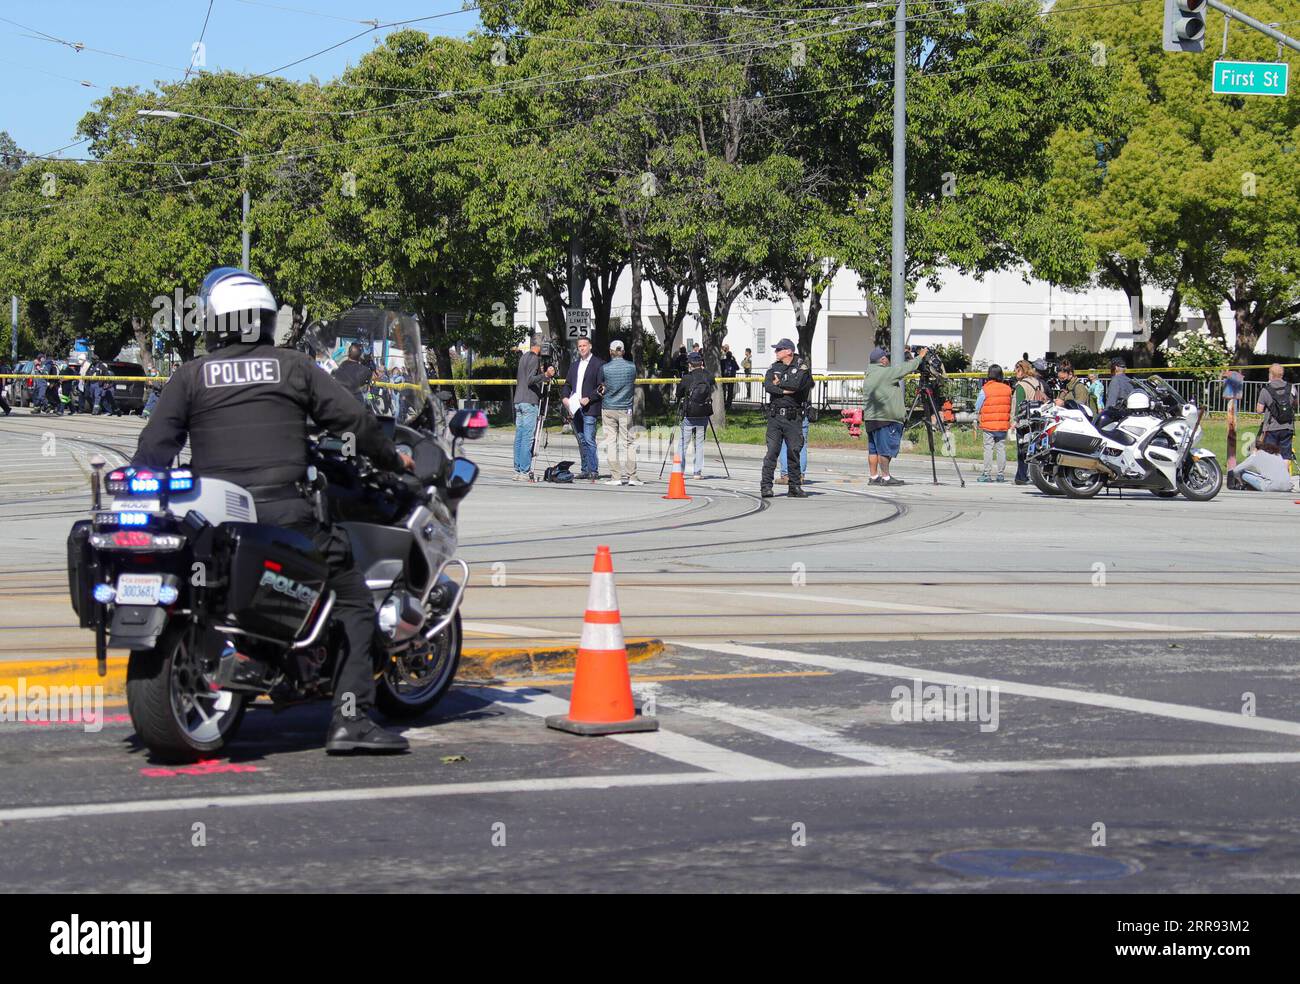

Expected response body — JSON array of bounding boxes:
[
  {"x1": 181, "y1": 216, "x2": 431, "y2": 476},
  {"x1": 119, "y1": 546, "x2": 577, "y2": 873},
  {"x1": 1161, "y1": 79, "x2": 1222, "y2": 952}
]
[
  {"x1": 333, "y1": 342, "x2": 373, "y2": 404},
  {"x1": 513, "y1": 333, "x2": 555, "y2": 481},
  {"x1": 862, "y1": 344, "x2": 927, "y2": 486}
]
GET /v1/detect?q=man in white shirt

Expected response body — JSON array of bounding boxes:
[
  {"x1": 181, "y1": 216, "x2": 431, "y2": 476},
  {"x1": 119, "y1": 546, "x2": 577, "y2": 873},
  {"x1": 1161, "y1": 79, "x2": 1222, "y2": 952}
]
[{"x1": 562, "y1": 337, "x2": 604, "y2": 479}]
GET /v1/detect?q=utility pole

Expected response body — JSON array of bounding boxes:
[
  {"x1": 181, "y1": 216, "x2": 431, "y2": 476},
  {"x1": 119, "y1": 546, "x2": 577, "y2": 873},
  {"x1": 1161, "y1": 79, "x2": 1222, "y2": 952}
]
[
  {"x1": 10, "y1": 295, "x2": 17, "y2": 362},
  {"x1": 241, "y1": 153, "x2": 250, "y2": 271},
  {"x1": 889, "y1": 0, "x2": 907, "y2": 359}
]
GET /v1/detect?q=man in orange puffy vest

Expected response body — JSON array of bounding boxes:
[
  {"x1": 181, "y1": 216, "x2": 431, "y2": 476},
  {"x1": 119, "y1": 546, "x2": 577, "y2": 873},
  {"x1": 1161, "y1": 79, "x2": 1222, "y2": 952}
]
[{"x1": 975, "y1": 364, "x2": 1013, "y2": 483}]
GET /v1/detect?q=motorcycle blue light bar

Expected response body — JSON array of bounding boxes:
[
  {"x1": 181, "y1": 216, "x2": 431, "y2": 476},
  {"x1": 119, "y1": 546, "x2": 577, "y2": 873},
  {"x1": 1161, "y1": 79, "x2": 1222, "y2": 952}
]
[
  {"x1": 92, "y1": 584, "x2": 116, "y2": 604},
  {"x1": 129, "y1": 477, "x2": 160, "y2": 493},
  {"x1": 168, "y1": 476, "x2": 193, "y2": 491},
  {"x1": 118, "y1": 512, "x2": 150, "y2": 526}
]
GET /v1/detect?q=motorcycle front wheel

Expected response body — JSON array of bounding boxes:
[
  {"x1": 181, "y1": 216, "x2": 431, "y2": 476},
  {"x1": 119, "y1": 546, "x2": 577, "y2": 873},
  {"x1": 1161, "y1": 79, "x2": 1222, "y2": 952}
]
[
  {"x1": 1028, "y1": 461, "x2": 1064, "y2": 496},
  {"x1": 126, "y1": 624, "x2": 247, "y2": 763},
  {"x1": 376, "y1": 611, "x2": 462, "y2": 719},
  {"x1": 1058, "y1": 467, "x2": 1105, "y2": 499},
  {"x1": 1178, "y1": 457, "x2": 1223, "y2": 502}
]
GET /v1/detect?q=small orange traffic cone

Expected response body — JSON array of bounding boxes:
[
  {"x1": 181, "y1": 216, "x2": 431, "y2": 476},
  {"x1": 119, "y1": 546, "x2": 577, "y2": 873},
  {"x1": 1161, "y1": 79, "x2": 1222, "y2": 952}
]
[
  {"x1": 546, "y1": 545, "x2": 659, "y2": 736},
  {"x1": 663, "y1": 453, "x2": 691, "y2": 500}
]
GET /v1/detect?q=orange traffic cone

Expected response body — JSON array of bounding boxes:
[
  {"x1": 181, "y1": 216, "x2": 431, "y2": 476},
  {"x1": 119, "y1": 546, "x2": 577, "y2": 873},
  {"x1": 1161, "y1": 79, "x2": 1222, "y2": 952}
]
[
  {"x1": 546, "y1": 545, "x2": 659, "y2": 736},
  {"x1": 663, "y1": 453, "x2": 692, "y2": 500}
]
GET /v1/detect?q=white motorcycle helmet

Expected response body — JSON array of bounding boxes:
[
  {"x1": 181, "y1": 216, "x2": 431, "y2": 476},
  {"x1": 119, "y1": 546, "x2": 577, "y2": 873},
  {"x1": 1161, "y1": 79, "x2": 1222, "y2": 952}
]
[
  {"x1": 198, "y1": 267, "x2": 278, "y2": 347},
  {"x1": 1125, "y1": 391, "x2": 1152, "y2": 410}
]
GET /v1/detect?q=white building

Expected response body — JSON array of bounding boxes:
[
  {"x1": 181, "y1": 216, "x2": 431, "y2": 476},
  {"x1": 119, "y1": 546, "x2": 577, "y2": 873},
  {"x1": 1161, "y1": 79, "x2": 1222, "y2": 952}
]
[{"x1": 515, "y1": 264, "x2": 1298, "y2": 368}]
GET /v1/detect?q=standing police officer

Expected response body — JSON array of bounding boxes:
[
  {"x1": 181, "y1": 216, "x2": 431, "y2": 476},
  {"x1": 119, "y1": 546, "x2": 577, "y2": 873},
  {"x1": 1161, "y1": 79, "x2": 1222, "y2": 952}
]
[
  {"x1": 761, "y1": 338, "x2": 812, "y2": 498},
  {"x1": 133, "y1": 267, "x2": 415, "y2": 754}
]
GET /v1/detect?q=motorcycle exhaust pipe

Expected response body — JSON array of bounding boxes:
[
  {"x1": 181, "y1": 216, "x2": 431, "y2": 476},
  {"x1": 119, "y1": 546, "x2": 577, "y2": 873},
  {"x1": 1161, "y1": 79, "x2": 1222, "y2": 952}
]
[{"x1": 1056, "y1": 453, "x2": 1117, "y2": 475}]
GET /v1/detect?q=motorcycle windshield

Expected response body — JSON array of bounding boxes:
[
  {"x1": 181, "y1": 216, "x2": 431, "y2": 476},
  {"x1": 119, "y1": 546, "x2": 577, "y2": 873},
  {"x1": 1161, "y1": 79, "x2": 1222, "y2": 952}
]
[
  {"x1": 1142, "y1": 375, "x2": 1184, "y2": 408},
  {"x1": 384, "y1": 310, "x2": 428, "y2": 423},
  {"x1": 297, "y1": 303, "x2": 436, "y2": 428}
]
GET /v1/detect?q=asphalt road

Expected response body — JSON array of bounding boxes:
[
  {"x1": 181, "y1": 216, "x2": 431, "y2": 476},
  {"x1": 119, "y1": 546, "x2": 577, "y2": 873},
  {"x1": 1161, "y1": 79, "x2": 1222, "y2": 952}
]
[{"x1": 1, "y1": 409, "x2": 1298, "y2": 892}]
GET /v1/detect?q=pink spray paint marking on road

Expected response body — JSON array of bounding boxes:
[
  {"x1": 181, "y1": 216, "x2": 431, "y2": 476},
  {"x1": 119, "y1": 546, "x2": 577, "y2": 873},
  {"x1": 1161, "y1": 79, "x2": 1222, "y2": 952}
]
[
  {"x1": 24, "y1": 713, "x2": 132, "y2": 728},
  {"x1": 140, "y1": 758, "x2": 261, "y2": 778}
]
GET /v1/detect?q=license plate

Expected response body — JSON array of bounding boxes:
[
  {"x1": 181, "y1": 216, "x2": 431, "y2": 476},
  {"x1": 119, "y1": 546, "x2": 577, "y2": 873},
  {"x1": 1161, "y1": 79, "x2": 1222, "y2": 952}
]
[
  {"x1": 115, "y1": 384, "x2": 127, "y2": 390},
  {"x1": 116, "y1": 574, "x2": 163, "y2": 605}
]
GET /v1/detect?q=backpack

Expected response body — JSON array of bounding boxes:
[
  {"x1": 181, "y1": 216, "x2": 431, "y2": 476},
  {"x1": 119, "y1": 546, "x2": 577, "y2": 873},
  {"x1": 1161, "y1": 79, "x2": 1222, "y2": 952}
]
[
  {"x1": 543, "y1": 460, "x2": 575, "y2": 483},
  {"x1": 1266, "y1": 383, "x2": 1294, "y2": 426},
  {"x1": 683, "y1": 373, "x2": 714, "y2": 418}
]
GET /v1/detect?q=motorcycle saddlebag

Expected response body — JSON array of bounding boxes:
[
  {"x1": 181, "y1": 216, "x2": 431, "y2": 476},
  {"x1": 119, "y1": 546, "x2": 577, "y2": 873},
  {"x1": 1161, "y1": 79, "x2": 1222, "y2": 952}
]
[
  {"x1": 219, "y1": 523, "x2": 330, "y2": 643},
  {"x1": 66, "y1": 519, "x2": 95, "y2": 626},
  {"x1": 1050, "y1": 430, "x2": 1102, "y2": 454}
]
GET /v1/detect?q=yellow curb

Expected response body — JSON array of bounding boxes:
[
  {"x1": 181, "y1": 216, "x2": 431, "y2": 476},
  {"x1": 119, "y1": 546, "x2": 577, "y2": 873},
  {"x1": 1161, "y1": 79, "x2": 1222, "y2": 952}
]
[
  {"x1": 457, "y1": 638, "x2": 664, "y2": 681},
  {"x1": 498, "y1": 670, "x2": 832, "y2": 687},
  {"x1": 0, "y1": 639, "x2": 666, "y2": 696}
]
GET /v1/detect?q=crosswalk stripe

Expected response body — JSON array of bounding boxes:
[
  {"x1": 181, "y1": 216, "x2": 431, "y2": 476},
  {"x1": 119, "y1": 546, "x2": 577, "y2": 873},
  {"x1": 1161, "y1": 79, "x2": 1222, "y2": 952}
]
[
  {"x1": 643, "y1": 685, "x2": 956, "y2": 772},
  {"x1": 460, "y1": 685, "x2": 794, "y2": 778},
  {"x1": 677, "y1": 641, "x2": 1300, "y2": 738}
]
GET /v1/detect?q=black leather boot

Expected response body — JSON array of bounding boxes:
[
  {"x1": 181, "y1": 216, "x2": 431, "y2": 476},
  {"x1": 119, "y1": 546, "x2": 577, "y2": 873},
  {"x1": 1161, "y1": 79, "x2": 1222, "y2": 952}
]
[{"x1": 326, "y1": 716, "x2": 410, "y2": 754}]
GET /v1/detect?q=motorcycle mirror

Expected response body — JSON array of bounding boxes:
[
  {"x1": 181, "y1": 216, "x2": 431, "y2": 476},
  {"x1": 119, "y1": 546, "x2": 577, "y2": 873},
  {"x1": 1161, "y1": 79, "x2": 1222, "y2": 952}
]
[
  {"x1": 449, "y1": 409, "x2": 489, "y2": 441},
  {"x1": 445, "y1": 457, "x2": 479, "y2": 500}
]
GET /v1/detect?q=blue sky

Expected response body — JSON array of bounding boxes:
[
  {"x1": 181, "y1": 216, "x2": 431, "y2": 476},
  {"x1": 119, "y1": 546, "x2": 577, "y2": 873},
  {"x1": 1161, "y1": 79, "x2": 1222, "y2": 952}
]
[{"x1": 1, "y1": 1, "x2": 483, "y2": 157}]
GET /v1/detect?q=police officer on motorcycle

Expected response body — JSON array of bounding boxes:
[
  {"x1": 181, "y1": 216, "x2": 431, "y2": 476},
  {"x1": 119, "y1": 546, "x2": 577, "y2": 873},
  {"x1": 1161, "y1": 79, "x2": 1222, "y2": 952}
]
[
  {"x1": 761, "y1": 338, "x2": 812, "y2": 498},
  {"x1": 132, "y1": 268, "x2": 416, "y2": 754}
]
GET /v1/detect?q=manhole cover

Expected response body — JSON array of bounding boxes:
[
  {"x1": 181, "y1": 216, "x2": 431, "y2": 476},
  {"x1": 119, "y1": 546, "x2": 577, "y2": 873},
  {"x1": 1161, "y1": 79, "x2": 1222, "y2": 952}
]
[{"x1": 934, "y1": 849, "x2": 1137, "y2": 883}]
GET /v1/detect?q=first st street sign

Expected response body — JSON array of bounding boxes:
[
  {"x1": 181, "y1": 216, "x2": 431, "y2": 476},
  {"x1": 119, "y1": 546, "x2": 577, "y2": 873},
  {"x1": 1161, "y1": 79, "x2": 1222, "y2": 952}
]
[{"x1": 1212, "y1": 60, "x2": 1290, "y2": 96}]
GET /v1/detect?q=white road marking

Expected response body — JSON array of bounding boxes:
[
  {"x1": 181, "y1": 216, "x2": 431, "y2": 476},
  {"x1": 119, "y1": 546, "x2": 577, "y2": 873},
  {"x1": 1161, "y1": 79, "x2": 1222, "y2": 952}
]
[
  {"x1": 647, "y1": 686, "x2": 956, "y2": 772},
  {"x1": 6, "y1": 751, "x2": 1300, "y2": 823},
  {"x1": 678, "y1": 641, "x2": 1300, "y2": 738},
  {"x1": 461, "y1": 621, "x2": 567, "y2": 638},
  {"x1": 459, "y1": 685, "x2": 794, "y2": 777},
  {"x1": 642, "y1": 585, "x2": 1182, "y2": 633}
]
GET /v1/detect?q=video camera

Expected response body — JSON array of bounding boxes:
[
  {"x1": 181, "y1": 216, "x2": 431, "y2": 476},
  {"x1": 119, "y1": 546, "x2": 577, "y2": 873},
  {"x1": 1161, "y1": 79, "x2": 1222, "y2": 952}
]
[
  {"x1": 902, "y1": 345, "x2": 945, "y2": 380},
  {"x1": 537, "y1": 339, "x2": 556, "y2": 372},
  {"x1": 917, "y1": 349, "x2": 946, "y2": 382},
  {"x1": 1036, "y1": 352, "x2": 1062, "y2": 398}
]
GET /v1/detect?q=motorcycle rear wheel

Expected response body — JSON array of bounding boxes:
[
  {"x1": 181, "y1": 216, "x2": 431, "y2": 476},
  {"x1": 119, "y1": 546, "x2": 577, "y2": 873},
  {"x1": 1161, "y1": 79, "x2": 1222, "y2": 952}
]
[
  {"x1": 376, "y1": 611, "x2": 462, "y2": 719},
  {"x1": 1058, "y1": 467, "x2": 1104, "y2": 499},
  {"x1": 126, "y1": 625, "x2": 247, "y2": 763},
  {"x1": 1028, "y1": 461, "x2": 1064, "y2": 496}
]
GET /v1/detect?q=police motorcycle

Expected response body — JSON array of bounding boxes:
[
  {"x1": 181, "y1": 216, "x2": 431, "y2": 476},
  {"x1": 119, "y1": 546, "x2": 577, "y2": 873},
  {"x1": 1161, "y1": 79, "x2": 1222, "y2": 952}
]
[
  {"x1": 1017, "y1": 400, "x2": 1068, "y2": 496},
  {"x1": 65, "y1": 312, "x2": 487, "y2": 762},
  {"x1": 1041, "y1": 376, "x2": 1222, "y2": 502}
]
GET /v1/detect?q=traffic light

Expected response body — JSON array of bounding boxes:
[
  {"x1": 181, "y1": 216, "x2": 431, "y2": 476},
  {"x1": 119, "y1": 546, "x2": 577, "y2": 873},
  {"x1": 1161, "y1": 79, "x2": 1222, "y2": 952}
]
[{"x1": 1163, "y1": 0, "x2": 1207, "y2": 52}]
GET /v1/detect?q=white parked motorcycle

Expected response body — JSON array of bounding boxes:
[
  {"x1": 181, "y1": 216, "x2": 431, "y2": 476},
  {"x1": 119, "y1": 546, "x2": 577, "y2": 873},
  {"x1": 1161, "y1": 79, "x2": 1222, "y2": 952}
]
[
  {"x1": 1044, "y1": 376, "x2": 1222, "y2": 501},
  {"x1": 1018, "y1": 399, "x2": 1093, "y2": 496}
]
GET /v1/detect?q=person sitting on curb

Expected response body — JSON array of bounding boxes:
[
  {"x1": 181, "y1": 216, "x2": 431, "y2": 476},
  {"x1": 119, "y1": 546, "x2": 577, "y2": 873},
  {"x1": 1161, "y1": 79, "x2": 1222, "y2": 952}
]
[
  {"x1": 975, "y1": 364, "x2": 1013, "y2": 483},
  {"x1": 1230, "y1": 439, "x2": 1293, "y2": 492}
]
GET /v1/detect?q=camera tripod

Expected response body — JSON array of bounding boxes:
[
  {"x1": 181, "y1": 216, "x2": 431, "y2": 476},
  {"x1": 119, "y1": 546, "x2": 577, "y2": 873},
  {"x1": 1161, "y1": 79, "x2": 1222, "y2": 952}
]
[
  {"x1": 528, "y1": 381, "x2": 556, "y2": 475},
  {"x1": 904, "y1": 380, "x2": 965, "y2": 487},
  {"x1": 658, "y1": 418, "x2": 731, "y2": 479}
]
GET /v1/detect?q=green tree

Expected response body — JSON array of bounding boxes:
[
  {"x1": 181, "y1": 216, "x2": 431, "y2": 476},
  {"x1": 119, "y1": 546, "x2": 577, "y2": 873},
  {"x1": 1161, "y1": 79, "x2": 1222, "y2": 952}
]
[{"x1": 1047, "y1": 0, "x2": 1300, "y2": 362}]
